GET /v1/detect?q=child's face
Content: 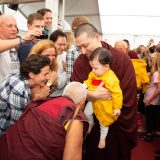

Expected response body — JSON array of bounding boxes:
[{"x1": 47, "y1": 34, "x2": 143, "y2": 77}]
[{"x1": 89, "y1": 58, "x2": 109, "y2": 77}]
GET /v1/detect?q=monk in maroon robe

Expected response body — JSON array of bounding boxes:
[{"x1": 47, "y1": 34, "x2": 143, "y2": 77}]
[
  {"x1": 128, "y1": 50, "x2": 139, "y2": 59},
  {"x1": 0, "y1": 82, "x2": 89, "y2": 160},
  {"x1": 71, "y1": 23, "x2": 138, "y2": 160}
]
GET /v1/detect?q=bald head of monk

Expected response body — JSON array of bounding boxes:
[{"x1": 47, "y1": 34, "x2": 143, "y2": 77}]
[{"x1": 114, "y1": 40, "x2": 128, "y2": 54}]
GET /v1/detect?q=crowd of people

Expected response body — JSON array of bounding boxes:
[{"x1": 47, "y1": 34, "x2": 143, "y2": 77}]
[{"x1": 0, "y1": 7, "x2": 160, "y2": 160}]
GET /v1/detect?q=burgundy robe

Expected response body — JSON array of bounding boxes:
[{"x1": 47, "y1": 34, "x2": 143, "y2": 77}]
[
  {"x1": 128, "y1": 50, "x2": 139, "y2": 59},
  {"x1": 71, "y1": 41, "x2": 138, "y2": 160},
  {"x1": 0, "y1": 97, "x2": 88, "y2": 160}
]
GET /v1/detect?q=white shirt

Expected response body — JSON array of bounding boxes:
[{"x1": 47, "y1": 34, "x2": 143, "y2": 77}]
[{"x1": 0, "y1": 48, "x2": 20, "y2": 83}]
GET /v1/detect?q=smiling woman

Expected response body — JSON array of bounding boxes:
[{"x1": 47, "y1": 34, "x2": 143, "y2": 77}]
[
  {"x1": 29, "y1": 38, "x2": 68, "y2": 97},
  {"x1": 0, "y1": 54, "x2": 51, "y2": 136}
]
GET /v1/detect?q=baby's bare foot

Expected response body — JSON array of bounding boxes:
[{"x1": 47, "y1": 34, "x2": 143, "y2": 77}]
[{"x1": 98, "y1": 138, "x2": 105, "y2": 149}]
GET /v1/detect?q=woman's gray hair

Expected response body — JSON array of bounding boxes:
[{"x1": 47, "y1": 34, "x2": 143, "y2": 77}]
[{"x1": 62, "y1": 82, "x2": 87, "y2": 104}]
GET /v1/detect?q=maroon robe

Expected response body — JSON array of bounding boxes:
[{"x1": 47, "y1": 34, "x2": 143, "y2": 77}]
[
  {"x1": 128, "y1": 50, "x2": 139, "y2": 59},
  {"x1": 71, "y1": 41, "x2": 138, "y2": 160},
  {"x1": 0, "y1": 97, "x2": 88, "y2": 160}
]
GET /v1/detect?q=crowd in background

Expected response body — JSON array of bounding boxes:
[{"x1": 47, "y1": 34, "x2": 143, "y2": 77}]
[{"x1": 0, "y1": 8, "x2": 160, "y2": 160}]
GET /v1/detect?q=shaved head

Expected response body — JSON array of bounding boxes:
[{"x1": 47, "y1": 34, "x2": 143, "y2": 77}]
[
  {"x1": 0, "y1": 14, "x2": 17, "y2": 39},
  {"x1": 0, "y1": 14, "x2": 15, "y2": 23},
  {"x1": 114, "y1": 40, "x2": 128, "y2": 53},
  {"x1": 62, "y1": 82, "x2": 87, "y2": 104}
]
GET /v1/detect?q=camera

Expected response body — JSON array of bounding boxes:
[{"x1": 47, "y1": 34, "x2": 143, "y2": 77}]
[{"x1": 37, "y1": 29, "x2": 48, "y2": 39}]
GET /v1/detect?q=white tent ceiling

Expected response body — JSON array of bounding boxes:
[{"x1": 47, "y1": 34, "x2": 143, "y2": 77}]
[
  {"x1": 64, "y1": 0, "x2": 102, "y2": 33},
  {"x1": 0, "y1": 0, "x2": 44, "y2": 4},
  {"x1": 2, "y1": 0, "x2": 160, "y2": 48},
  {"x1": 0, "y1": 0, "x2": 102, "y2": 33}
]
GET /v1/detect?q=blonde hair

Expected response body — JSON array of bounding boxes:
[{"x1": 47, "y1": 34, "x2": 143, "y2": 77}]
[
  {"x1": 136, "y1": 45, "x2": 146, "y2": 55},
  {"x1": 30, "y1": 40, "x2": 58, "y2": 71},
  {"x1": 64, "y1": 32, "x2": 75, "y2": 51},
  {"x1": 150, "y1": 53, "x2": 160, "y2": 80},
  {"x1": 71, "y1": 16, "x2": 90, "y2": 32},
  {"x1": 155, "y1": 44, "x2": 160, "y2": 53}
]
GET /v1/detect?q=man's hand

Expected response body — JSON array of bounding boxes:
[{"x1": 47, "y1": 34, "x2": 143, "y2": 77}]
[
  {"x1": 21, "y1": 28, "x2": 43, "y2": 42},
  {"x1": 49, "y1": 71, "x2": 58, "y2": 86},
  {"x1": 31, "y1": 85, "x2": 50, "y2": 101},
  {"x1": 88, "y1": 82, "x2": 112, "y2": 101}
]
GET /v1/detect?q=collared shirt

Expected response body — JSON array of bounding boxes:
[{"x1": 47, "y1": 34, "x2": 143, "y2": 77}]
[
  {"x1": 0, "y1": 73, "x2": 31, "y2": 136},
  {"x1": 66, "y1": 43, "x2": 80, "y2": 83}
]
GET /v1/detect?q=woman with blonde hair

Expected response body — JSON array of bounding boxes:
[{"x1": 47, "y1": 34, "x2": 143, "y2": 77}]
[
  {"x1": 30, "y1": 40, "x2": 67, "y2": 97},
  {"x1": 30, "y1": 39, "x2": 58, "y2": 72},
  {"x1": 141, "y1": 53, "x2": 160, "y2": 142}
]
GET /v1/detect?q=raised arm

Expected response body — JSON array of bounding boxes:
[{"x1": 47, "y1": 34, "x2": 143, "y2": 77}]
[
  {"x1": 0, "y1": 28, "x2": 42, "y2": 52},
  {"x1": 0, "y1": 38, "x2": 21, "y2": 52}
]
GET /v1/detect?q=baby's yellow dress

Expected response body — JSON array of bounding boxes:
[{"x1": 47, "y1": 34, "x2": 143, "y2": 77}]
[{"x1": 84, "y1": 69, "x2": 123, "y2": 127}]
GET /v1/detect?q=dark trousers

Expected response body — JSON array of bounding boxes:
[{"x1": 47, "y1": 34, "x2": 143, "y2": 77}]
[
  {"x1": 83, "y1": 121, "x2": 137, "y2": 160},
  {"x1": 146, "y1": 104, "x2": 160, "y2": 133}
]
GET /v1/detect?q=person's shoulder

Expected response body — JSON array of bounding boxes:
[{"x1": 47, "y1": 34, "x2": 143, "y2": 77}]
[
  {"x1": 77, "y1": 54, "x2": 88, "y2": 60},
  {"x1": 0, "y1": 74, "x2": 20, "y2": 88},
  {"x1": 68, "y1": 43, "x2": 79, "y2": 52},
  {"x1": 103, "y1": 70, "x2": 119, "y2": 83},
  {"x1": 153, "y1": 71, "x2": 159, "y2": 77},
  {"x1": 128, "y1": 50, "x2": 139, "y2": 59},
  {"x1": 10, "y1": 74, "x2": 29, "y2": 93},
  {"x1": 18, "y1": 41, "x2": 34, "y2": 51},
  {"x1": 101, "y1": 41, "x2": 128, "y2": 58},
  {"x1": 74, "y1": 54, "x2": 88, "y2": 66}
]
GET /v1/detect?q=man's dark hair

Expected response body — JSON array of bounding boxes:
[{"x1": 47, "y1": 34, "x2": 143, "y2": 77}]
[
  {"x1": 50, "y1": 30, "x2": 67, "y2": 42},
  {"x1": 37, "y1": 8, "x2": 52, "y2": 16},
  {"x1": 123, "y1": 39, "x2": 130, "y2": 46},
  {"x1": 20, "y1": 54, "x2": 50, "y2": 79},
  {"x1": 74, "y1": 23, "x2": 99, "y2": 38},
  {"x1": 89, "y1": 47, "x2": 112, "y2": 66}
]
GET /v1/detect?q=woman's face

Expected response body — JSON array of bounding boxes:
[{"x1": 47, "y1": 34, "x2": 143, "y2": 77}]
[
  {"x1": 41, "y1": 47, "x2": 56, "y2": 63},
  {"x1": 44, "y1": 11, "x2": 52, "y2": 28},
  {"x1": 30, "y1": 65, "x2": 50, "y2": 87}
]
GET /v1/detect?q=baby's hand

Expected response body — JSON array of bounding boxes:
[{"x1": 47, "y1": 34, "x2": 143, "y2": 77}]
[{"x1": 113, "y1": 109, "x2": 121, "y2": 116}]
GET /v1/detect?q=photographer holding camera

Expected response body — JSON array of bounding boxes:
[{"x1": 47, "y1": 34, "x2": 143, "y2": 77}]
[
  {"x1": 37, "y1": 8, "x2": 52, "y2": 38},
  {"x1": 17, "y1": 13, "x2": 48, "y2": 64}
]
